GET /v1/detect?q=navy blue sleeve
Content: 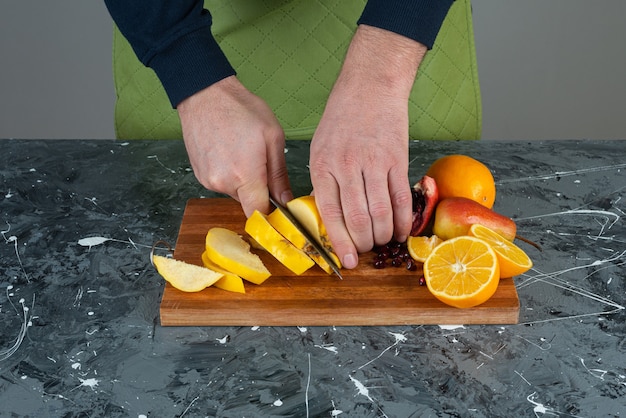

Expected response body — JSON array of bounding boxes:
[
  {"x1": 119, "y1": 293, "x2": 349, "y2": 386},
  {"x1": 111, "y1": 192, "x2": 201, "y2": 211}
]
[
  {"x1": 104, "y1": 0, "x2": 235, "y2": 107},
  {"x1": 105, "y1": 1, "x2": 453, "y2": 108},
  {"x1": 358, "y1": 0, "x2": 455, "y2": 49}
]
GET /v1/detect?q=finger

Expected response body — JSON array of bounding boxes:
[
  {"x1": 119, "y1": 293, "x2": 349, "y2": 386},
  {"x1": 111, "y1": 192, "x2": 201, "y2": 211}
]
[
  {"x1": 388, "y1": 165, "x2": 412, "y2": 243},
  {"x1": 336, "y1": 168, "x2": 374, "y2": 254},
  {"x1": 363, "y1": 170, "x2": 394, "y2": 247},
  {"x1": 311, "y1": 169, "x2": 360, "y2": 269},
  {"x1": 266, "y1": 132, "x2": 293, "y2": 205},
  {"x1": 236, "y1": 174, "x2": 270, "y2": 217}
]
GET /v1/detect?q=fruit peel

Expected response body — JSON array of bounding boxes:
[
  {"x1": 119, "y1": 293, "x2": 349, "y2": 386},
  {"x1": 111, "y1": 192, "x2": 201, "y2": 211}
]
[
  {"x1": 433, "y1": 197, "x2": 516, "y2": 241},
  {"x1": 410, "y1": 175, "x2": 439, "y2": 236},
  {"x1": 286, "y1": 196, "x2": 342, "y2": 268},
  {"x1": 245, "y1": 210, "x2": 315, "y2": 275},
  {"x1": 205, "y1": 227, "x2": 271, "y2": 285},
  {"x1": 267, "y1": 207, "x2": 333, "y2": 274},
  {"x1": 201, "y1": 251, "x2": 246, "y2": 293},
  {"x1": 153, "y1": 254, "x2": 224, "y2": 292}
]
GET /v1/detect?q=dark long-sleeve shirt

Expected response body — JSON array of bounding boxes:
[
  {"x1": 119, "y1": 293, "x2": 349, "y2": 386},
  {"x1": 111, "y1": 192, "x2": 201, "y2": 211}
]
[{"x1": 105, "y1": 0, "x2": 454, "y2": 107}]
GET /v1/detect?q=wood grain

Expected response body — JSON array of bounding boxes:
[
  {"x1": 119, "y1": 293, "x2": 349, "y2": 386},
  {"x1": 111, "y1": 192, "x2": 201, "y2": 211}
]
[{"x1": 160, "y1": 198, "x2": 520, "y2": 326}]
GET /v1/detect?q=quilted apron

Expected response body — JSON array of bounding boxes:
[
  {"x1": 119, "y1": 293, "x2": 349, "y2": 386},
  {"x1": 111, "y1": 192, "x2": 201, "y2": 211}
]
[{"x1": 112, "y1": 0, "x2": 481, "y2": 140}]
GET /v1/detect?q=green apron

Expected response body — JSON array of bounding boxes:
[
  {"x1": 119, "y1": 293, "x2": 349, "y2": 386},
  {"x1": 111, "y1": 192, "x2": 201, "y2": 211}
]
[{"x1": 112, "y1": 0, "x2": 481, "y2": 140}]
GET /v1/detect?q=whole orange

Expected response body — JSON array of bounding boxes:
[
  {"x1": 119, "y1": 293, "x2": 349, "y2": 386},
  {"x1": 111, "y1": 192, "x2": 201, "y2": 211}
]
[{"x1": 425, "y1": 154, "x2": 496, "y2": 208}]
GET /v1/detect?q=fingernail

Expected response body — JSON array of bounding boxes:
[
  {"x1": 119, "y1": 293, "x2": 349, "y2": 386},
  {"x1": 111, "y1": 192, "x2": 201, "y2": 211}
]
[
  {"x1": 281, "y1": 190, "x2": 293, "y2": 205},
  {"x1": 397, "y1": 234, "x2": 408, "y2": 243},
  {"x1": 342, "y1": 253, "x2": 358, "y2": 269}
]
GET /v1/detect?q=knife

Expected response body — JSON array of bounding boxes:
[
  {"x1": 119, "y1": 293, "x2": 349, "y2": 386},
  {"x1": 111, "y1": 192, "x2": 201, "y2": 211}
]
[{"x1": 269, "y1": 196, "x2": 343, "y2": 280}]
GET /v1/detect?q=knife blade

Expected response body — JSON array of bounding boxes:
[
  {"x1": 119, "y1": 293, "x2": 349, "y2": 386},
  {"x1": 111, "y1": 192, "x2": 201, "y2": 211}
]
[{"x1": 269, "y1": 196, "x2": 343, "y2": 280}]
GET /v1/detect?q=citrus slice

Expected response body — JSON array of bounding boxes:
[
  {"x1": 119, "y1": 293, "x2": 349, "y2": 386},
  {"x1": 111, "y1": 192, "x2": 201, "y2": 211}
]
[
  {"x1": 245, "y1": 210, "x2": 315, "y2": 275},
  {"x1": 153, "y1": 255, "x2": 224, "y2": 292},
  {"x1": 201, "y1": 251, "x2": 246, "y2": 294},
  {"x1": 407, "y1": 235, "x2": 443, "y2": 263},
  {"x1": 205, "y1": 227, "x2": 271, "y2": 285},
  {"x1": 423, "y1": 236, "x2": 500, "y2": 308},
  {"x1": 468, "y1": 224, "x2": 533, "y2": 278}
]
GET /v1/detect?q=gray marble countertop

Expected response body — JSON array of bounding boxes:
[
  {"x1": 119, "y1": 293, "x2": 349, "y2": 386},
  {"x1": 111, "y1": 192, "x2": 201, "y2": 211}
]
[{"x1": 1, "y1": 139, "x2": 624, "y2": 417}]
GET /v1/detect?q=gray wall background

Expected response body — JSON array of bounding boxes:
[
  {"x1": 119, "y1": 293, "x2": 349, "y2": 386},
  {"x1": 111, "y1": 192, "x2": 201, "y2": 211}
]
[{"x1": 1, "y1": 0, "x2": 625, "y2": 140}]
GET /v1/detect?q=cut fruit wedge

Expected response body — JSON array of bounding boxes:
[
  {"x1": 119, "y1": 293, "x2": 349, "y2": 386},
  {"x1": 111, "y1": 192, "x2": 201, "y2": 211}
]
[
  {"x1": 205, "y1": 227, "x2": 271, "y2": 285},
  {"x1": 201, "y1": 251, "x2": 246, "y2": 293},
  {"x1": 286, "y1": 195, "x2": 341, "y2": 268},
  {"x1": 423, "y1": 236, "x2": 500, "y2": 309},
  {"x1": 245, "y1": 210, "x2": 315, "y2": 275},
  {"x1": 267, "y1": 207, "x2": 333, "y2": 274},
  {"x1": 407, "y1": 235, "x2": 444, "y2": 263},
  {"x1": 468, "y1": 224, "x2": 533, "y2": 278},
  {"x1": 153, "y1": 254, "x2": 224, "y2": 292}
]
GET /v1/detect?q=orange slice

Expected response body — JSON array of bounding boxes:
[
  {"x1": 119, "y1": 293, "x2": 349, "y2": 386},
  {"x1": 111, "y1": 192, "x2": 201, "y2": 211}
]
[
  {"x1": 407, "y1": 235, "x2": 444, "y2": 263},
  {"x1": 153, "y1": 255, "x2": 224, "y2": 292},
  {"x1": 423, "y1": 236, "x2": 500, "y2": 308},
  {"x1": 468, "y1": 224, "x2": 533, "y2": 278}
]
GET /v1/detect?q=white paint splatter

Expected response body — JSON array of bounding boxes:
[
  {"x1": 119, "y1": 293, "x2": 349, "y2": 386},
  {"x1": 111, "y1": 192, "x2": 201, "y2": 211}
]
[
  {"x1": 349, "y1": 376, "x2": 374, "y2": 403},
  {"x1": 251, "y1": 326, "x2": 260, "y2": 331},
  {"x1": 389, "y1": 331, "x2": 407, "y2": 343},
  {"x1": 439, "y1": 325, "x2": 465, "y2": 330},
  {"x1": 216, "y1": 335, "x2": 229, "y2": 344},
  {"x1": 77, "y1": 236, "x2": 152, "y2": 250},
  {"x1": 78, "y1": 378, "x2": 99, "y2": 390},
  {"x1": 0, "y1": 295, "x2": 33, "y2": 361},
  {"x1": 78, "y1": 236, "x2": 111, "y2": 247},
  {"x1": 297, "y1": 326, "x2": 307, "y2": 333},
  {"x1": 273, "y1": 399, "x2": 283, "y2": 407},
  {"x1": 314, "y1": 344, "x2": 338, "y2": 354},
  {"x1": 71, "y1": 363, "x2": 81, "y2": 370},
  {"x1": 330, "y1": 400, "x2": 343, "y2": 416}
]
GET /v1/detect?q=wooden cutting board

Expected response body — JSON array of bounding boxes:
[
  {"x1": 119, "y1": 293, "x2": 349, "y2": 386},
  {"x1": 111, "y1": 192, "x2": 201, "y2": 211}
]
[{"x1": 160, "y1": 198, "x2": 519, "y2": 326}]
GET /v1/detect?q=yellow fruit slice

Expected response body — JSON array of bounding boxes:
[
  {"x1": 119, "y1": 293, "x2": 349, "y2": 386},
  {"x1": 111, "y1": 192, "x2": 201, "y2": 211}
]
[
  {"x1": 267, "y1": 207, "x2": 333, "y2": 274},
  {"x1": 423, "y1": 236, "x2": 500, "y2": 309},
  {"x1": 153, "y1": 255, "x2": 224, "y2": 292},
  {"x1": 468, "y1": 224, "x2": 533, "y2": 278},
  {"x1": 245, "y1": 210, "x2": 315, "y2": 275},
  {"x1": 286, "y1": 195, "x2": 342, "y2": 268},
  {"x1": 407, "y1": 235, "x2": 444, "y2": 263},
  {"x1": 201, "y1": 251, "x2": 246, "y2": 293},
  {"x1": 205, "y1": 227, "x2": 271, "y2": 285}
]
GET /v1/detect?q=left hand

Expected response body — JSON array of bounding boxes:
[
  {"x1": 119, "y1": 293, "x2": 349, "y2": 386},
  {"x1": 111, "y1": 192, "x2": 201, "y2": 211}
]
[{"x1": 309, "y1": 25, "x2": 427, "y2": 269}]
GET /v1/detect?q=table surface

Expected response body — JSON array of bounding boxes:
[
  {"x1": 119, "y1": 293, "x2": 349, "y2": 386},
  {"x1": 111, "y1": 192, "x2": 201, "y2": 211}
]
[{"x1": 1, "y1": 139, "x2": 624, "y2": 417}]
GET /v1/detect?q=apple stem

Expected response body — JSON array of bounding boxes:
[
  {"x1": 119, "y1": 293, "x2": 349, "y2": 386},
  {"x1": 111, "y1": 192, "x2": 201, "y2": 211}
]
[{"x1": 515, "y1": 235, "x2": 542, "y2": 252}]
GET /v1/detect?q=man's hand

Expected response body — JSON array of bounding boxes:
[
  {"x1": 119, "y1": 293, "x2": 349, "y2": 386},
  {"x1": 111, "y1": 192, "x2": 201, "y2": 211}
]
[
  {"x1": 178, "y1": 76, "x2": 292, "y2": 216},
  {"x1": 310, "y1": 25, "x2": 427, "y2": 269}
]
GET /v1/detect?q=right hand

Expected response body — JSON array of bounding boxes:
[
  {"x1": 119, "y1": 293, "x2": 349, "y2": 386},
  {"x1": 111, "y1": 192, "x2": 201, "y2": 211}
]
[{"x1": 177, "y1": 76, "x2": 292, "y2": 217}]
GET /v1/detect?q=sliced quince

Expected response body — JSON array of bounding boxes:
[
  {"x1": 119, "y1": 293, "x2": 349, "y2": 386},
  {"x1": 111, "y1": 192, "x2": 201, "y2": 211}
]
[
  {"x1": 267, "y1": 207, "x2": 333, "y2": 274},
  {"x1": 201, "y1": 251, "x2": 246, "y2": 293},
  {"x1": 153, "y1": 254, "x2": 223, "y2": 292},
  {"x1": 205, "y1": 227, "x2": 271, "y2": 285},
  {"x1": 245, "y1": 210, "x2": 315, "y2": 275},
  {"x1": 286, "y1": 195, "x2": 342, "y2": 268}
]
